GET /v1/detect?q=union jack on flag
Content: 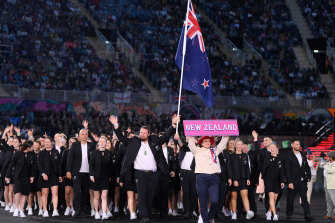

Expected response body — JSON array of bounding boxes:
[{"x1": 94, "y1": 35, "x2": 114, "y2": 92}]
[{"x1": 175, "y1": 0, "x2": 213, "y2": 108}]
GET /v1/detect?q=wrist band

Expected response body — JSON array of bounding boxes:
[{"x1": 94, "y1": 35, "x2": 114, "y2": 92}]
[{"x1": 114, "y1": 124, "x2": 118, "y2": 126}]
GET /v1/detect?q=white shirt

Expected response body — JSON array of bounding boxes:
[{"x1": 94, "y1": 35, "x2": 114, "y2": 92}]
[
  {"x1": 55, "y1": 145, "x2": 61, "y2": 154},
  {"x1": 162, "y1": 146, "x2": 168, "y2": 164},
  {"x1": 295, "y1": 152, "x2": 302, "y2": 166},
  {"x1": 308, "y1": 159, "x2": 316, "y2": 176},
  {"x1": 79, "y1": 143, "x2": 89, "y2": 173},
  {"x1": 181, "y1": 151, "x2": 194, "y2": 170},
  {"x1": 134, "y1": 142, "x2": 157, "y2": 171}
]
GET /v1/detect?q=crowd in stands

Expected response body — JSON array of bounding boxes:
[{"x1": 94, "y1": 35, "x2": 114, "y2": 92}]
[
  {"x1": 299, "y1": 0, "x2": 335, "y2": 46},
  {"x1": 0, "y1": 0, "x2": 147, "y2": 93},
  {"x1": 0, "y1": 108, "x2": 326, "y2": 138}
]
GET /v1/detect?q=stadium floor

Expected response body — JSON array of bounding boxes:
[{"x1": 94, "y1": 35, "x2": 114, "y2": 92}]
[{"x1": 0, "y1": 190, "x2": 329, "y2": 223}]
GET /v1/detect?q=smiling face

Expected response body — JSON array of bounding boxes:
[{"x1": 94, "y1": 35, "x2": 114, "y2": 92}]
[
  {"x1": 139, "y1": 128, "x2": 150, "y2": 142},
  {"x1": 45, "y1": 138, "x2": 53, "y2": 150},
  {"x1": 98, "y1": 137, "x2": 107, "y2": 150},
  {"x1": 201, "y1": 138, "x2": 212, "y2": 149},
  {"x1": 263, "y1": 137, "x2": 272, "y2": 148},
  {"x1": 235, "y1": 140, "x2": 243, "y2": 153},
  {"x1": 13, "y1": 138, "x2": 20, "y2": 149},
  {"x1": 270, "y1": 144, "x2": 278, "y2": 156}
]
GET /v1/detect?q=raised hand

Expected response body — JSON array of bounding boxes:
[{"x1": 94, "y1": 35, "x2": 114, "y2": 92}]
[
  {"x1": 109, "y1": 115, "x2": 118, "y2": 125},
  {"x1": 82, "y1": 120, "x2": 88, "y2": 129},
  {"x1": 252, "y1": 130, "x2": 258, "y2": 140},
  {"x1": 171, "y1": 114, "x2": 181, "y2": 127},
  {"x1": 14, "y1": 126, "x2": 21, "y2": 134},
  {"x1": 174, "y1": 134, "x2": 180, "y2": 141}
]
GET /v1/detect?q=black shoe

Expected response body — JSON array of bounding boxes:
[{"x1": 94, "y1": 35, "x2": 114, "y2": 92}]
[
  {"x1": 286, "y1": 216, "x2": 292, "y2": 221},
  {"x1": 183, "y1": 213, "x2": 191, "y2": 220},
  {"x1": 72, "y1": 212, "x2": 81, "y2": 218},
  {"x1": 305, "y1": 216, "x2": 315, "y2": 222},
  {"x1": 141, "y1": 218, "x2": 150, "y2": 223},
  {"x1": 216, "y1": 213, "x2": 225, "y2": 219}
]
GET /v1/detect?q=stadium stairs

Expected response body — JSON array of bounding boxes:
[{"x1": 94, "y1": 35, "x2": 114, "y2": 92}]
[
  {"x1": 192, "y1": 3, "x2": 301, "y2": 108},
  {"x1": 285, "y1": 0, "x2": 314, "y2": 69},
  {"x1": 70, "y1": 0, "x2": 167, "y2": 102},
  {"x1": 308, "y1": 133, "x2": 334, "y2": 157}
]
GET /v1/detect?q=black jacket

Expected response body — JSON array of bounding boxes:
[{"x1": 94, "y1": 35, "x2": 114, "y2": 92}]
[
  {"x1": 1, "y1": 147, "x2": 15, "y2": 178},
  {"x1": 89, "y1": 150, "x2": 112, "y2": 179},
  {"x1": 218, "y1": 149, "x2": 232, "y2": 181},
  {"x1": 61, "y1": 149, "x2": 69, "y2": 177},
  {"x1": 38, "y1": 149, "x2": 62, "y2": 178},
  {"x1": 261, "y1": 152, "x2": 285, "y2": 184},
  {"x1": 114, "y1": 126, "x2": 175, "y2": 175},
  {"x1": 231, "y1": 153, "x2": 250, "y2": 181},
  {"x1": 248, "y1": 149, "x2": 260, "y2": 184},
  {"x1": 159, "y1": 146, "x2": 176, "y2": 174},
  {"x1": 285, "y1": 150, "x2": 311, "y2": 185},
  {"x1": 66, "y1": 142, "x2": 95, "y2": 175},
  {"x1": 6, "y1": 150, "x2": 34, "y2": 179},
  {"x1": 178, "y1": 142, "x2": 195, "y2": 172}
]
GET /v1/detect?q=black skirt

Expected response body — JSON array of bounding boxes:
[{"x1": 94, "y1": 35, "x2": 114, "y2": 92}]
[
  {"x1": 38, "y1": 174, "x2": 59, "y2": 188},
  {"x1": 14, "y1": 176, "x2": 30, "y2": 196},
  {"x1": 264, "y1": 177, "x2": 281, "y2": 194},
  {"x1": 231, "y1": 179, "x2": 248, "y2": 191},
  {"x1": 123, "y1": 180, "x2": 137, "y2": 193},
  {"x1": 91, "y1": 178, "x2": 109, "y2": 191},
  {"x1": 63, "y1": 177, "x2": 73, "y2": 187}
]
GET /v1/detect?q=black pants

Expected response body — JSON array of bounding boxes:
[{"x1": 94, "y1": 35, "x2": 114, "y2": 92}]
[
  {"x1": 248, "y1": 183, "x2": 257, "y2": 213},
  {"x1": 154, "y1": 172, "x2": 169, "y2": 215},
  {"x1": 217, "y1": 177, "x2": 228, "y2": 215},
  {"x1": 73, "y1": 173, "x2": 90, "y2": 214},
  {"x1": 180, "y1": 170, "x2": 196, "y2": 216},
  {"x1": 286, "y1": 180, "x2": 310, "y2": 217},
  {"x1": 135, "y1": 170, "x2": 158, "y2": 219}
]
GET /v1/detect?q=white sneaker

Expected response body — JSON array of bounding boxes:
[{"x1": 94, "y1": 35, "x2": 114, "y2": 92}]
[
  {"x1": 172, "y1": 210, "x2": 178, "y2": 216},
  {"x1": 13, "y1": 209, "x2": 19, "y2": 217},
  {"x1": 114, "y1": 206, "x2": 119, "y2": 213},
  {"x1": 198, "y1": 215, "x2": 204, "y2": 223},
  {"x1": 64, "y1": 207, "x2": 72, "y2": 216},
  {"x1": 179, "y1": 203, "x2": 184, "y2": 210},
  {"x1": 130, "y1": 212, "x2": 137, "y2": 220},
  {"x1": 193, "y1": 211, "x2": 198, "y2": 217},
  {"x1": 38, "y1": 209, "x2": 43, "y2": 216},
  {"x1": 273, "y1": 214, "x2": 278, "y2": 221},
  {"x1": 43, "y1": 210, "x2": 49, "y2": 218},
  {"x1": 223, "y1": 208, "x2": 231, "y2": 216},
  {"x1": 0, "y1": 201, "x2": 5, "y2": 207},
  {"x1": 19, "y1": 211, "x2": 26, "y2": 218},
  {"x1": 28, "y1": 208, "x2": 33, "y2": 216},
  {"x1": 99, "y1": 209, "x2": 103, "y2": 216},
  {"x1": 52, "y1": 210, "x2": 59, "y2": 217},
  {"x1": 231, "y1": 212, "x2": 237, "y2": 220},
  {"x1": 101, "y1": 213, "x2": 108, "y2": 220},
  {"x1": 168, "y1": 209, "x2": 173, "y2": 216},
  {"x1": 71, "y1": 209, "x2": 75, "y2": 217},
  {"x1": 266, "y1": 211, "x2": 272, "y2": 220},
  {"x1": 5, "y1": 205, "x2": 10, "y2": 211},
  {"x1": 94, "y1": 212, "x2": 100, "y2": 220},
  {"x1": 106, "y1": 211, "x2": 113, "y2": 218},
  {"x1": 246, "y1": 210, "x2": 254, "y2": 220},
  {"x1": 10, "y1": 205, "x2": 15, "y2": 213},
  {"x1": 91, "y1": 209, "x2": 95, "y2": 217}
]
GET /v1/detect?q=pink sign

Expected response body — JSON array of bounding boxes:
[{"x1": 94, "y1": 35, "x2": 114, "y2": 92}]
[{"x1": 183, "y1": 120, "x2": 239, "y2": 136}]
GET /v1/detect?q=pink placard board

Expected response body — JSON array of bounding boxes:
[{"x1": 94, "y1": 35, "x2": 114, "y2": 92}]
[{"x1": 183, "y1": 120, "x2": 239, "y2": 136}]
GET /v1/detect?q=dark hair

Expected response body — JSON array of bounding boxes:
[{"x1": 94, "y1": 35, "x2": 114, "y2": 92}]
[
  {"x1": 13, "y1": 136, "x2": 21, "y2": 143},
  {"x1": 141, "y1": 126, "x2": 150, "y2": 133},
  {"x1": 34, "y1": 141, "x2": 41, "y2": 146},
  {"x1": 44, "y1": 136, "x2": 54, "y2": 143},
  {"x1": 69, "y1": 137, "x2": 78, "y2": 142},
  {"x1": 20, "y1": 140, "x2": 33, "y2": 152},
  {"x1": 291, "y1": 139, "x2": 300, "y2": 144}
]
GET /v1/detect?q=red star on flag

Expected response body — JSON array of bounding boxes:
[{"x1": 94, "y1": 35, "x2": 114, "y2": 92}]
[{"x1": 201, "y1": 79, "x2": 209, "y2": 90}]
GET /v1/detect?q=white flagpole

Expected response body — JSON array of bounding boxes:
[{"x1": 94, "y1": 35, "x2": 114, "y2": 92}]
[{"x1": 176, "y1": 0, "x2": 191, "y2": 134}]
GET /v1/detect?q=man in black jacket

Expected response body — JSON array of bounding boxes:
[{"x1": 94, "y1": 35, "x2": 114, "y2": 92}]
[
  {"x1": 285, "y1": 139, "x2": 314, "y2": 222},
  {"x1": 153, "y1": 136, "x2": 176, "y2": 217},
  {"x1": 66, "y1": 129, "x2": 95, "y2": 217},
  {"x1": 110, "y1": 114, "x2": 180, "y2": 223}
]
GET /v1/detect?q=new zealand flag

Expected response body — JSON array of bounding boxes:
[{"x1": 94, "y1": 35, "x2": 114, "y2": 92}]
[{"x1": 175, "y1": 0, "x2": 213, "y2": 108}]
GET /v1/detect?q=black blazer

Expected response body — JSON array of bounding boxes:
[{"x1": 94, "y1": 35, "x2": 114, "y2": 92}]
[
  {"x1": 1, "y1": 147, "x2": 15, "y2": 178},
  {"x1": 38, "y1": 149, "x2": 62, "y2": 178},
  {"x1": 5, "y1": 150, "x2": 34, "y2": 179},
  {"x1": 114, "y1": 126, "x2": 175, "y2": 175},
  {"x1": 218, "y1": 149, "x2": 232, "y2": 181},
  {"x1": 178, "y1": 142, "x2": 195, "y2": 172},
  {"x1": 248, "y1": 149, "x2": 260, "y2": 184},
  {"x1": 89, "y1": 150, "x2": 112, "y2": 179},
  {"x1": 61, "y1": 149, "x2": 69, "y2": 177},
  {"x1": 66, "y1": 142, "x2": 95, "y2": 175},
  {"x1": 261, "y1": 152, "x2": 285, "y2": 183},
  {"x1": 285, "y1": 150, "x2": 311, "y2": 185},
  {"x1": 231, "y1": 153, "x2": 250, "y2": 182},
  {"x1": 159, "y1": 146, "x2": 176, "y2": 174}
]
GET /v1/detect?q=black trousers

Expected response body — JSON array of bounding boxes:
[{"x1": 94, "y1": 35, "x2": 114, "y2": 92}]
[
  {"x1": 216, "y1": 177, "x2": 228, "y2": 215},
  {"x1": 248, "y1": 183, "x2": 257, "y2": 213},
  {"x1": 135, "y1": 170, "x2": 158, "y2": 219},
  {"x1": 180, "y1": 170, "x2": 196, "y2": 216},
  {"x1": 286, "y1": 180, "x2": 310, "y2": 217},
  {"x1": 154, "y1": 172, "x2": 169, "y2": 215},
  {"x1": 73, "y1": 173, "x2": 90, "y2": 214}
]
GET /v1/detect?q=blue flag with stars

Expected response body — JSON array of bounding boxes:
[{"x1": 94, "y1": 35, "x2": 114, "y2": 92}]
[{"x1": 175, "y1": 0, "x2": 213, "y2": 108}]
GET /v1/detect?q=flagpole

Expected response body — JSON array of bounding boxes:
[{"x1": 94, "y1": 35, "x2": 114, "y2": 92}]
[{"x1": 176, "y1": 0, "x2": 191, "y2": 134}]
